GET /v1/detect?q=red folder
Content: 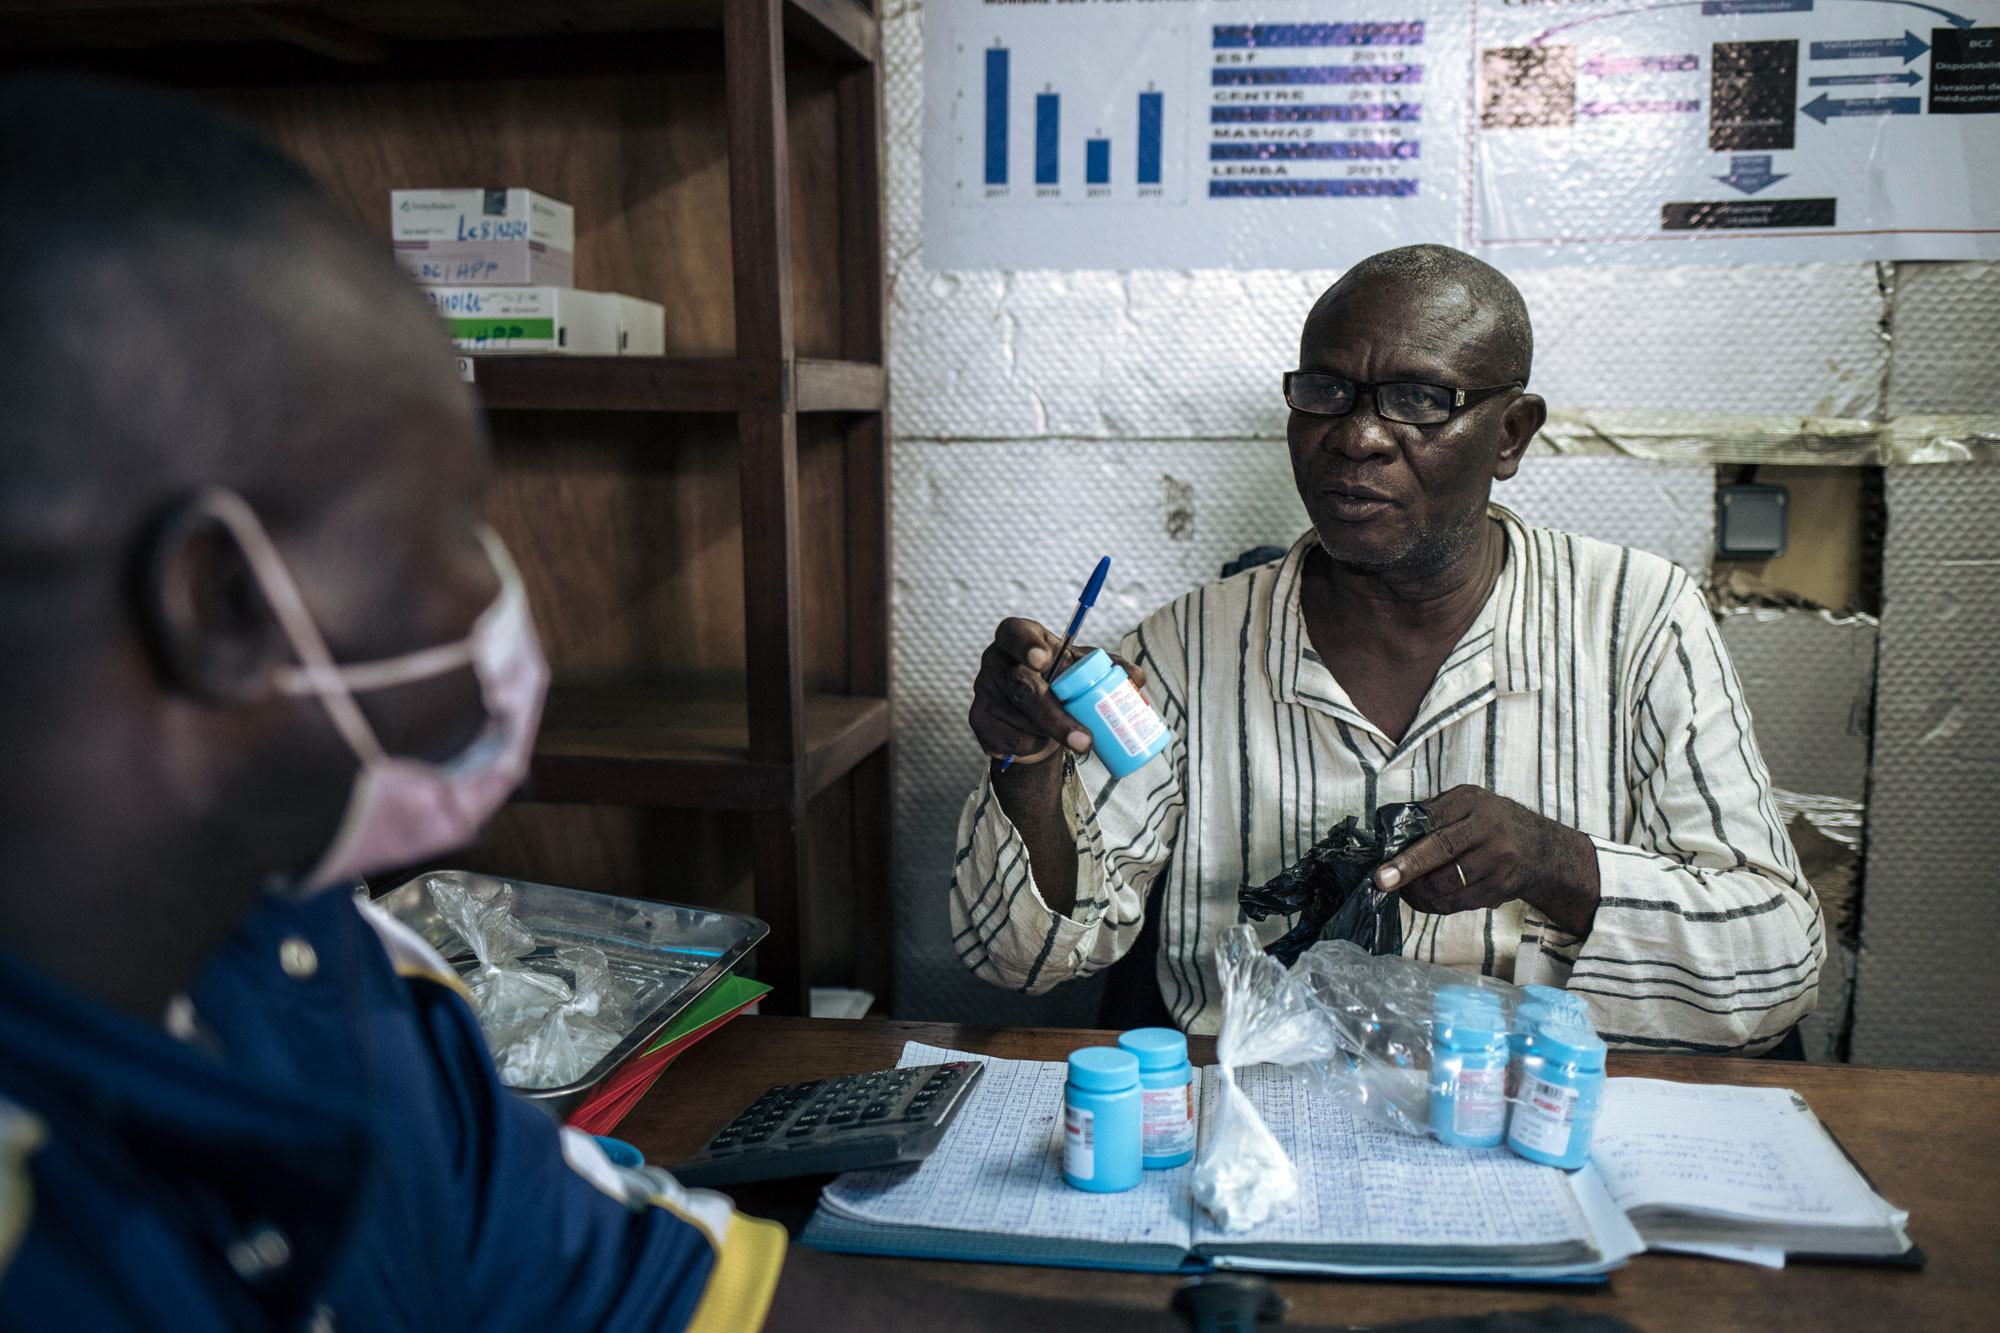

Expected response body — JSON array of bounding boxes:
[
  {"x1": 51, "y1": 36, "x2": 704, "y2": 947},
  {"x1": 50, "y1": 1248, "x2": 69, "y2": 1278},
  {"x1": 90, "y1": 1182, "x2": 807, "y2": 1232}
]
[{"x1": 565, "y1": 988, "x2": 765, "y2": 1136}]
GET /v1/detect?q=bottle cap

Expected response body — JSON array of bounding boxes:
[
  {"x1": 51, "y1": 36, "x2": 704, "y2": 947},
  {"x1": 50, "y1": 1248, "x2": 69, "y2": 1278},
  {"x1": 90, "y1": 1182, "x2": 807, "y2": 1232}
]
[
  {"x1": 1436, "y1": 984, "x2": 1505, "y2": 1017},
  {"x1": 1530, "y1": 1019, "x2": 1607, "y2": 1071},
  {"x1": 1067, "y1": 1045, "x2": 1141, "y2": 1092},
  {"x1": 1520, "y1": 984, "x2": 1568, "y2": 1008},
  {"x1": 1051, "y1": 648, "x2": 1117, "y2": 702},
  {"x1": 1117, "y1": 1027, "x2": 1189, "y2": 1071}
]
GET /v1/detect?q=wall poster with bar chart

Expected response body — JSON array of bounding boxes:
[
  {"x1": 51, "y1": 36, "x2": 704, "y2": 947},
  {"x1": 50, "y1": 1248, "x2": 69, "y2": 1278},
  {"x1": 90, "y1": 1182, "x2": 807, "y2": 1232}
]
[
  {"x1": 920, "y1": 0, "x2": 2000, "y2": 269},
  {"x1": 922, "y1": 0, "x2": 1471, "y2": 269}
]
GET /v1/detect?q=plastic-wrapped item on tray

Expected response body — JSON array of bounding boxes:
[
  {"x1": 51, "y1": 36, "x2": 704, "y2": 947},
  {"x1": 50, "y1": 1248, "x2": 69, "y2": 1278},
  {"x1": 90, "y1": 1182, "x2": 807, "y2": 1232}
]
[
  {"x1": 427, "y1": 876, "x2": 637, "y2": 1089},
  {"x1": 1191, "y1": 924, "x2": 1607, "y2": 1231},
  {"x1": 429, "y1": 875, "x2": 569, "y2": 1027}
]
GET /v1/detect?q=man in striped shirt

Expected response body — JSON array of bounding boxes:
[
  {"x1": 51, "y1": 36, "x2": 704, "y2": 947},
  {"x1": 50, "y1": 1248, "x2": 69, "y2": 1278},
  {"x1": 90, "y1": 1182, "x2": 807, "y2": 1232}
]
[{"x1": 955, "y1": 245, "x2": 1821, "y2": 1053}]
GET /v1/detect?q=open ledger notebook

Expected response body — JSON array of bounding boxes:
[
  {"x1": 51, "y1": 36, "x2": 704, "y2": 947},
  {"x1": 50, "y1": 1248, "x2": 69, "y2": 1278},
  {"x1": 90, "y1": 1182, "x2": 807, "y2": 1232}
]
[
  {"x1": 1589, "y1": 1078, "x2": 1911, "y2": 1259},
  {"x1": 802, "y1": 1043, "x2": 1643, "y2": 1281},
  {"x1": 803, "y1": 1045, "x2": 1912, "y2": 1280}
]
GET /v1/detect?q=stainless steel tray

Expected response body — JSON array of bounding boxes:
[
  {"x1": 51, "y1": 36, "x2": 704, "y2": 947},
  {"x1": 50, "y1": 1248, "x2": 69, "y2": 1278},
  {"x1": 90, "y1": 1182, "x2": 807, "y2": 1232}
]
[{"x1": 374, "y1": 869, "x2": 766, "y2": 1119}]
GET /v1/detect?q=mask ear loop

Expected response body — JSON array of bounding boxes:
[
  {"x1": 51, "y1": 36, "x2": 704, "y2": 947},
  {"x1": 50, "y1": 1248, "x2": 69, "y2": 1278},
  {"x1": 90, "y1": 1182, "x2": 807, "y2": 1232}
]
[
  {"x1": 194, "y1": 488, "x2": 389, "y2": 768},
  {"x1": 275, "y1": 526, "x2": 516, "y2": 697}
]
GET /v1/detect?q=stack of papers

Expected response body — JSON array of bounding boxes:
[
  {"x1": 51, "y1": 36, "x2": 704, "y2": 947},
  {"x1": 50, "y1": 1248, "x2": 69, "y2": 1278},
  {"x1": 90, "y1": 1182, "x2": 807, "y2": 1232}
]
[
  {"x1": 1591, "y1": 1079, "x2": 1911, "y2": 1259},
  {"x1": 565, "y1": 976, "x2": 768, "y2": 1136}
]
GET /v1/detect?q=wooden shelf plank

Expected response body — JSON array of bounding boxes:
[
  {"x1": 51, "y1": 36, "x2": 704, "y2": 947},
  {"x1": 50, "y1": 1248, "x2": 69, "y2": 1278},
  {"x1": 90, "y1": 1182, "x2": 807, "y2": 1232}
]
[
  {"x1": 795, "y1": 358, "x2": 887, "y2": 413},
  {"x1": 468, "y1": 355, "x2": 882, "y2": 414},
  {"x1": 470, "y1": 355, "x2": 776, "y2": 414},
  {"x1": 782, "y1": 0, "x2": 877, "y2": 66},
  {"x1": 521, "y1": 683, "x2": 890, "y2": 810}
]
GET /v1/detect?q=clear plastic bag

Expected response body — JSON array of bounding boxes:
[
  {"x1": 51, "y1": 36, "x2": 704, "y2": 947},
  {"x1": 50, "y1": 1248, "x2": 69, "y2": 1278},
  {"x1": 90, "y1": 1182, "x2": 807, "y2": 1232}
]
[
  {"x1": 428, "y1": 877, "x2": 636, "y2": 1088},
  {"x1": 1193, "y1": 923, "x2": 1603, "y2": 1230},
  {"x1": 429, "y1": 876, "x2": 569, "y2": 1027},
  {"x1": 1287, "y1": 937, "x2": 1521, "y2": 1139},
  {"x1": 1190, "y1": 929, "x2": 1341, "y2": 1232}
]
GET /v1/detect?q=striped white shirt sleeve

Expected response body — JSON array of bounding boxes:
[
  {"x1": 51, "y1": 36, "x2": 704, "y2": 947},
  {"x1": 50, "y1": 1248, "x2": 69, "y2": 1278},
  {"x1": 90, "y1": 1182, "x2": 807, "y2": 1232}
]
[
  {"x1": 947, "y1": 511, "x2": 1823, "y2": 1051},
  {"x1": 1517, "y1": 580, "x2": 1825, "y2": 1054},
  {"x1": 948, "y1": 620, "x2": 1191, "y2": 995}
]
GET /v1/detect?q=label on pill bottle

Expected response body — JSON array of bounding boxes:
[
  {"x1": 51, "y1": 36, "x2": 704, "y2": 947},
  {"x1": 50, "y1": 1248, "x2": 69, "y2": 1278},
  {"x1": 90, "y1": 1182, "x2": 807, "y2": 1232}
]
[
  {"x1": 1453, "y1": 1066, "x2": 1508, "y2": 1139},
  {"x1": 1064, "y1": 1104, "x2": 1095, "y2": 1180},
  {"x1": 1141, "y1": 1085, "x2": 1195, "y2": 1158},
  {"x1": 1095, "y1": 680, "x2": 1167, "y2": 758},
  {"x1": 1509, "y1": 1075, "x2": 1577, "y2": 1155}
]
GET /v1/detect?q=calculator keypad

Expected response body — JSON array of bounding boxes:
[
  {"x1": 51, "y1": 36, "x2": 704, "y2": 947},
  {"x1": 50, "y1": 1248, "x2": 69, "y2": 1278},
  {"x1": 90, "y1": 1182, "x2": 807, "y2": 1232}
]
[{"x1": 690, "y1": 1062, "x2": 978, "y2": 1167}]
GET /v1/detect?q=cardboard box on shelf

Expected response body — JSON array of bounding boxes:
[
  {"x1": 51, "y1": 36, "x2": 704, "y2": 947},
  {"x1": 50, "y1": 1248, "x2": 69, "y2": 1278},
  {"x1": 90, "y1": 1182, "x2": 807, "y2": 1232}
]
[
  {"x1": 613, "y1": 294, "x2": 666, "y2": 355},
  {"x1": 392, "y1": 188, "x2": 576, "y2": 288},
  {"x1": 424, "y1": 286, "x2": 619, "y2": 355},
  {"x1": 397, "y1": 240, "x2": 573, "y2": 289},
  {"x1": 393, "y1": 188, "x2": 573, "y2": 247}
]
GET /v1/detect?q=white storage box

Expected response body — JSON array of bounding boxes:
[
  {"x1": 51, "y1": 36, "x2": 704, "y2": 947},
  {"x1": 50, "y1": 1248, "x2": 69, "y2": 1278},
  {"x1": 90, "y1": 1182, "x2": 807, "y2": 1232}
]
[
  {"x1": 393, "y1": 188, "x2": 573, "y2": 247},
  {"x1": 614, "y1": 294, "x2": 666, "y2": 355},
  {"x1": 424, "y1": 286, "x2": 619, "y2": 355},
  {"x1": 393, "y1": 188, "x2": 575, "y2": 288},
  {"x1": 397, "y1": 239, "x2": 573, "y2": 288}
]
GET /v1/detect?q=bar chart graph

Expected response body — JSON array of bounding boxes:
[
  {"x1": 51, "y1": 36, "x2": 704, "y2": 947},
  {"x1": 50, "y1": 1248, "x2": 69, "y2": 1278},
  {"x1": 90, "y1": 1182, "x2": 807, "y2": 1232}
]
[
  {"x1": 952, "y1": 26, "x2": 1188, "y2": 204},
  {"x1": 924, "y1": 4, "x2": 1462, "y2": 268}
]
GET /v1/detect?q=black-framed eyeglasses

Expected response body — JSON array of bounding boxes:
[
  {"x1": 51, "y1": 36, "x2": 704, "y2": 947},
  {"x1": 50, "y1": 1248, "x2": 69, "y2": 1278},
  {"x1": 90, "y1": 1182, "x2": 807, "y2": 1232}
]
[{"x1": 1283, "y1": 371, "x2": 1524, "y2": 426}]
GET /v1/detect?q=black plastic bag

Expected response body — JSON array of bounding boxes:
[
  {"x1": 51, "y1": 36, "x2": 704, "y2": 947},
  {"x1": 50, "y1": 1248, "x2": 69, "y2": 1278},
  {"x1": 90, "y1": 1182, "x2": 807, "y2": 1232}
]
[{"x1": 1239, "y1": 802, "x2": 1433, "y2": 964}]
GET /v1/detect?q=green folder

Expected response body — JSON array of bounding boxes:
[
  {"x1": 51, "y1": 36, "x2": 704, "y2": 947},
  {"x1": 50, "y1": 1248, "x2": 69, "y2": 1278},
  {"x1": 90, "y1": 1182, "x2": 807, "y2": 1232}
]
[{"x1": 641, "y1": 975, "x2": 770, "y2": 1056}]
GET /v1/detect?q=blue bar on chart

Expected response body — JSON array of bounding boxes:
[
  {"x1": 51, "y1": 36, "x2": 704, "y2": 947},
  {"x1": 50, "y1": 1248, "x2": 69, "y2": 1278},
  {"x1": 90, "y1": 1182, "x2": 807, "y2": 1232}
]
[
  {"x1": 1211, "y1": 22, "x2": 1426, "y2": 47},
  {"x1": 1035, "y1": 93, "x2": 1060, "y2": 184},
  {"x1": 1086, "y1": 138, "x2": 1111, "y2": 185},
  {"x1": 984, "y1": 48, "x2": 1009, "y2": 185},
  {"x1": 1209, "y1": 179, "x2": 1420, "y2": 197},
  {"x1": 1137, "y1": 92, "x2": 1163, "y2": 184},
  {"x1": 1212, "y1": 65, "x2": 1422, "y2": 86}
]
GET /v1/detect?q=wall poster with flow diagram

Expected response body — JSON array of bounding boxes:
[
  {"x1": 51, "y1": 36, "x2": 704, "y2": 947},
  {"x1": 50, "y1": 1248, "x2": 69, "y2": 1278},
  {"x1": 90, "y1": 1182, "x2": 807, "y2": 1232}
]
[{"x1": 919, "y1": 0, "x2": 2000, "y2": 268}]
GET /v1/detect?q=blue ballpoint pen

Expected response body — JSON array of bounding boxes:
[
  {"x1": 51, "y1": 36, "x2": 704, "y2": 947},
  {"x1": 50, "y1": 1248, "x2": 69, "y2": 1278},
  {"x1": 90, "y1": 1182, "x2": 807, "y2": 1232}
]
[{"x1": 999, "y1": 555, "x2": 1111, "y2": 772}]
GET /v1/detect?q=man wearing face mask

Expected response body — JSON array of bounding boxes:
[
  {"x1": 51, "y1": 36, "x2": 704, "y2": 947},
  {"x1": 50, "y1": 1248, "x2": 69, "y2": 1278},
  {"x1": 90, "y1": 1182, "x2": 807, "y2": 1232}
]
[{"x1": 0, "y1": 78, "x2": 1178, "y2": 1333}]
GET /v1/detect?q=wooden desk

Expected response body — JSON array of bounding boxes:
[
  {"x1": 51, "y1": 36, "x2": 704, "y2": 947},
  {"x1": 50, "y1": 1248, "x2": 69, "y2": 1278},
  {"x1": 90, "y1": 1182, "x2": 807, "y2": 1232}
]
[{"x1": 619, "y1": 1018, "x2": 2000, "y2": 1330}]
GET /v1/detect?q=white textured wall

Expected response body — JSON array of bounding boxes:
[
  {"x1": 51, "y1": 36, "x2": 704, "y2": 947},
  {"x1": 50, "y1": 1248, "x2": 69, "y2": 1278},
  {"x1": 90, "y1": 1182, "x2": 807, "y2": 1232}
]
[{"x1": 878, "y1": 1, "x2": 2000, "y2": 1045}]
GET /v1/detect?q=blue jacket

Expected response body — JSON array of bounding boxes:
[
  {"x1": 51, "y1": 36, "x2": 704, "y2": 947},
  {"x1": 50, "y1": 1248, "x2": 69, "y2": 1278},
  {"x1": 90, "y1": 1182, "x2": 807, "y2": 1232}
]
[{"x1": 0, "y1": 886, "x2": 784, "y2": 1331}]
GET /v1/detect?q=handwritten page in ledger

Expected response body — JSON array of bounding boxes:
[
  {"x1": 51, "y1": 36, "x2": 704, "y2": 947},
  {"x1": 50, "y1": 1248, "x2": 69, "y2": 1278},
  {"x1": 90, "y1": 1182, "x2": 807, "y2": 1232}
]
[
  {"x1": 1188, "y1": 1065, "x2": 1594, "y2": 1252},
  {"x1": 1590, "y1": 1079, "x2": 1899, "y2": 1227},
  {"x1": 817, "y1": 1042, "x2": 1195, "y2": 1248}
]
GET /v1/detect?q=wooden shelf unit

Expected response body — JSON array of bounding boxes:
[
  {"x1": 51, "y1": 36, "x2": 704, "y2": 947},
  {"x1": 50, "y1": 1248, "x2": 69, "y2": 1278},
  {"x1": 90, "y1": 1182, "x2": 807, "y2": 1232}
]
[
  {"x1": 468, "y1": 354, "x2": 887, "y2": 414},
  {"x1": 529, "y1": 683, "x2": 892, "y2": 811},
  {"x1": 4, "y1": 0, "x2": 894, "y2": 1015}
]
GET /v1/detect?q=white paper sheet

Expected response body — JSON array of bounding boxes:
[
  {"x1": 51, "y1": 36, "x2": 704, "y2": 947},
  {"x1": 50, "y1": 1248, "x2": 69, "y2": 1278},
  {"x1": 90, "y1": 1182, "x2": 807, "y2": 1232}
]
[
  {"x1": 1651, "y1": 1240, "x2": 1787, "y2": 1269},
  {"x1": 818, "y1": 1042, "x2": 1192, "y2": 1247},
  {"x1": 1591, "y1": 1078, "x2": 1906, "y2": 1232}
]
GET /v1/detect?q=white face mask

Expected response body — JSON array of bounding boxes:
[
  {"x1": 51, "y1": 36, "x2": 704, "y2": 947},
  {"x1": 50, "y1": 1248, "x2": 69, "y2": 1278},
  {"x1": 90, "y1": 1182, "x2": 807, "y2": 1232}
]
[{"x1": 196, "y1": 489, "x2": 549, "y2": 894}]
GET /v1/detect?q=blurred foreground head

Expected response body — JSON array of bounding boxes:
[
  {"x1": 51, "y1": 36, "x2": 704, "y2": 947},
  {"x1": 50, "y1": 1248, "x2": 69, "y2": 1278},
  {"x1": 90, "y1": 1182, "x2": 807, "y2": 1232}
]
[{"x1": 0, "y1": 75, "x2": 512, "y2": 1016}]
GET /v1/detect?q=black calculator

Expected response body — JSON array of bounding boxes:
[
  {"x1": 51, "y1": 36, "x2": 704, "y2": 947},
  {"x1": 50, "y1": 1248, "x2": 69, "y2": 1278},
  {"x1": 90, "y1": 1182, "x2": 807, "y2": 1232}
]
[{"x1": 672, "y1": 1061, "x2": 984, "y2": 1188}]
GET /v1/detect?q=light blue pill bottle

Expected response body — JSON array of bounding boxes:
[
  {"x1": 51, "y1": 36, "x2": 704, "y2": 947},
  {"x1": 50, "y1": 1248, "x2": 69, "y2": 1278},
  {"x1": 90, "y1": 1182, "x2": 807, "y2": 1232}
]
[
  {"x1": 1508, "y1": 984, "x2": 1583, "y2": 1095},
  {"x1": 1118, "y1": 1027, "x2": 1196, "y2": 1169},
  {"x1": 1063, "y1": 1046, "x2": 1144, "y2": 1193},
  {"x1": 1429, "y1": 987, "x2": 1509, "y2": 1149},
  {"x1": 1051, "y1": 649, "x2": 1172, "y2": 779},
  {"x1": 1505, "y1": 1016, "x2": 1607, "y2": 1169}
]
